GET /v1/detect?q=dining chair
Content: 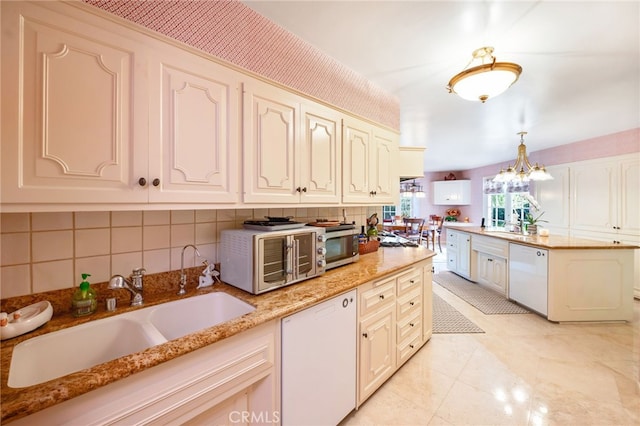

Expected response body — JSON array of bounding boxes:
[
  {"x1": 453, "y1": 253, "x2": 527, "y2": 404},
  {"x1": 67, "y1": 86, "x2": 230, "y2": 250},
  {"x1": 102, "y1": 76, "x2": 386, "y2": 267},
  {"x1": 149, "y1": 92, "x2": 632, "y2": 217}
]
[
  {"x1": 423, "y1": 215, "x2": 443, "y2": 251},
  {"x1": 399, "y1": 218, "x2": 425, "y2": 244}
]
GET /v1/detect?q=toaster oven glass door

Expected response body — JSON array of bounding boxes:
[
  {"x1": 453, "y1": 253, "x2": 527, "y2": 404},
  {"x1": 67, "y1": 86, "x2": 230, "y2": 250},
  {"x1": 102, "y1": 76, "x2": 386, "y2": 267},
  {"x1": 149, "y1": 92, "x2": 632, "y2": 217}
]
[
  {"x1": 258, "y1": 232, "x2": 318, "y2": 293},
  {"x1": 261, "y1": 236, "x2": 288, "y2": 287}
]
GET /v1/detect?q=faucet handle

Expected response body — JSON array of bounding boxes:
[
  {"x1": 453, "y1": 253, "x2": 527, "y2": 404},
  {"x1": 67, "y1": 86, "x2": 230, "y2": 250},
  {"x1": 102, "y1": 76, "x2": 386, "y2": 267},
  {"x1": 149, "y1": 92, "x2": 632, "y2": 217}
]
[
  {"x1": 131, "y1": 267, "x2": 146, "y2": 290},
  {"x1": 131, "y1": 267, "x2": 146, "y2": 277}
]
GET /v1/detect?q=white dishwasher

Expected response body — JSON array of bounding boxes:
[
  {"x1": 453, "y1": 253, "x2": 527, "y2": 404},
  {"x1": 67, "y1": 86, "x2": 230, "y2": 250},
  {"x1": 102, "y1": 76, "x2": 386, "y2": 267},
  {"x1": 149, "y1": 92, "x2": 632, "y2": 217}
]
[
  {"x1": 509, "y1": 244, "x2": 548, "y2": 315},
  {"x1": 281, "y1": 289, "x2": 356, "y2": 426}
]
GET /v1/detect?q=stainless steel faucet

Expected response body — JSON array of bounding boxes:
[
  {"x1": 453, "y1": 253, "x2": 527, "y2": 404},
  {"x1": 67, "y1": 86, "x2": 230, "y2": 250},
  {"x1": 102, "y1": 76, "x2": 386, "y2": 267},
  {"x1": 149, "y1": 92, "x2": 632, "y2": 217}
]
[
  {"x1": 108, "y1": 268, "x2": 145, "y2": 306},
  {"x1": 179, "y1": 244, "x2": 201, "y2": 295}
]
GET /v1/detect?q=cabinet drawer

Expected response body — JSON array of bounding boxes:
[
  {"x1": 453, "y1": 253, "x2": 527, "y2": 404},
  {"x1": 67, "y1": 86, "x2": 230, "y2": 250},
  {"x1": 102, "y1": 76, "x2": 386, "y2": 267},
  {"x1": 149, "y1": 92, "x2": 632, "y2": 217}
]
[
  {"x1": 397, "y1": 289, "x2": 422, "y2": 319},
  {"x1": 447, "y1": 231, "x2": 457, "y2": 245},
  {"x1": 472, "y1": 235, "x2": 509, "y2": 258},
  {"x1": 397, "y1": 268, "x2": 422, "y2": 295},
  {"x1": 360, "y1": 279, "x2": 395, "y2": 318},
  {"x1": 397, "y1": 308, "x2": 421, "y2": 342},
  {"x1": 397, "y1": 331, "x2": 422, "y2": 366}
]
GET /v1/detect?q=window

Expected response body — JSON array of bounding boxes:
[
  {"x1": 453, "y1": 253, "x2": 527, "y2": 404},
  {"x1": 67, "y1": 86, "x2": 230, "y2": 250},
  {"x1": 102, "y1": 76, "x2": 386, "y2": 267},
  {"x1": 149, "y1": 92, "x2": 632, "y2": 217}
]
[
  {"x1": 382, "y1": 198, "x2": 413, "y2": 221},
  {"x1": 484, "y1": 178, "x2": 531, "y2": 227}
]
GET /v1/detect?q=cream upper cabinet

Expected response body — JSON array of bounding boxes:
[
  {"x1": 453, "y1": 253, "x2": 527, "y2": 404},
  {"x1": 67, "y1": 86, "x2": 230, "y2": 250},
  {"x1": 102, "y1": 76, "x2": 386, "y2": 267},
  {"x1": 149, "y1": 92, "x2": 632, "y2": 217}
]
[
  {"x1": 570, "y1": 154, "x2": 639, "y2": 237},
  {"x1": 147, "y1": 46, "x2": 239, "y2": 204},
  {"x1": 1, "y1": 1, "x2": 240, "y2": 209},
  {"x1": 299, "y1": 102, "x2": 341, "y2": 203},
  {"x1": 533, "y1": 165, "x2": 570, "y2": 235},
  {"x1": 1, "y1": 1, "x2": 148, "y2": 205},
  {"x1": 342, "y1": 116, "x2": 399, "y2": 204},
  {"x1": 433, "y1": 180, "x2": 471, "y2": 205},
  {"x1": 242, "y1": 78, "x2": 341, "y2": 204}
]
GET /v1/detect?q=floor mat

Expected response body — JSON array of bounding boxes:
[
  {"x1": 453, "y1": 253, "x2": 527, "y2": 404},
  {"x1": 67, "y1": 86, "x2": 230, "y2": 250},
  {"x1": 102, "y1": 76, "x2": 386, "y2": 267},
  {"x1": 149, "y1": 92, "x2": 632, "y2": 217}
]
[
  {"x1": 433, "y1": 271, "x2": 530, "y2": 315},
  {"x1": 432, "y1": 293, "x2": 484, "y2": 334}
]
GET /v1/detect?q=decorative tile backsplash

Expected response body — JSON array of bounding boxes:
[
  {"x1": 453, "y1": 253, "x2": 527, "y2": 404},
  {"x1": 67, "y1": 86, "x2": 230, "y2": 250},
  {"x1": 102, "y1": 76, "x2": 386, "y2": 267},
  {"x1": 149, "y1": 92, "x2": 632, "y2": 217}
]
[{"x1": 0, "y1": 207, "x2": 379, "y2": 298}]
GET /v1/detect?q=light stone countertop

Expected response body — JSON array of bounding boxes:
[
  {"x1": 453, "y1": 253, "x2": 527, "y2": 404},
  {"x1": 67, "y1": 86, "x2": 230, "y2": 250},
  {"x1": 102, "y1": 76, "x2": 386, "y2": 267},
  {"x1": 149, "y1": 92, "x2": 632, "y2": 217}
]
[
  {"x1": 0, "y1": 246, "x2": 434, "y2": 424},
  {"x1": 446, "y1": 226, "x2": 639, "y2": 250}
]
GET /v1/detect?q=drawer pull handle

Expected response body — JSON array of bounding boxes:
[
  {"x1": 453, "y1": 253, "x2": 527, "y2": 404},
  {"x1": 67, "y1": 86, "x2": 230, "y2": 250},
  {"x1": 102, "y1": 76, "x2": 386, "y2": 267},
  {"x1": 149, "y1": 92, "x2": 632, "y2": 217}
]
[
  {"x1": 409, "y1": 344, "x2": 414, "y2": 349},
  {"x1": 410, "y1": 323, "x2": 415, "y2": 327},
  {"x1": 379, "y1": 294, "x2": 385, "y2": 300},
  {"x1": 362, "y1": 333, "x2": 368, "y2": 338},
  {"x1": 410, "y1": 302, "x2": 415, "y2": 306}
]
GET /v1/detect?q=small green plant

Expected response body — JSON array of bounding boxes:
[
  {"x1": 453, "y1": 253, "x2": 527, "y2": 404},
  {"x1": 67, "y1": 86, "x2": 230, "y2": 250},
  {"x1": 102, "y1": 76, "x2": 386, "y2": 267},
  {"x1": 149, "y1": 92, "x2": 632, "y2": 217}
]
[{"x1": 525, "y1": 211, "x2": 548, "y2": 225}]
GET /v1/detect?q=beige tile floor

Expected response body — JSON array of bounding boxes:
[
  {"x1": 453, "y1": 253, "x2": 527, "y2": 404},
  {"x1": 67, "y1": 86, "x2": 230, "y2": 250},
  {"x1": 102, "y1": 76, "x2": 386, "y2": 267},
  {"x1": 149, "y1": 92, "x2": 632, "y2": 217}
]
[{"x1": 342, "y1": 249, "x2": 640, "y2": 426}]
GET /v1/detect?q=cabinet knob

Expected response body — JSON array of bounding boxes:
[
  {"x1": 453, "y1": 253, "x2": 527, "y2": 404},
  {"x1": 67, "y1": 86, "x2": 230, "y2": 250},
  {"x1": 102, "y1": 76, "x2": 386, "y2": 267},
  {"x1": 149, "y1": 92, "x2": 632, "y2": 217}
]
[
  {"x1": 410, "y1": 279, "x2": 415, "y2": 284},
  {"x1": 379, "y1": 294, "x2": 385, "y2": 300},
  {"x1": 138, "y1": 177, "x2": 147, "y2": 187},
  {"x1": 409, "y1": 344, "x2": 414, "y2": 349},
  {"x1": 296, "y1": 187, "x2": 301, "y2": 193},
  {"x1": 410, "y1": 301, "x2": 415, "y2": 306},
  {"x1": 362, "y1": 332, "x2": 368, "y2": 338},
  {"x1": 152, "y1": 178, "x2": 160, "y2": 187},
  {"x1": 410, "y1": 323, "x2": 415, "y2": 327},
  {"x1": 302, "y1": 187, "x2": 307, "y2": 193}
]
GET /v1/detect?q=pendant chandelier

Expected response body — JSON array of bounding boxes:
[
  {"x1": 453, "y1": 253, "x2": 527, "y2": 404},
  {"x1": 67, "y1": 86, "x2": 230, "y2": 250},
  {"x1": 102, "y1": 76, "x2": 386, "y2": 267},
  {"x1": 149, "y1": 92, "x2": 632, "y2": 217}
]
[
  {"x1": 447, "y1": 47, "x2": 522, "y2": 103},
  {"x1": 493, "y1": 132, "x2": 553, "y2": 183},
  {"x1": 400, "y1": 180, "x2": 426, "y2": 198}
]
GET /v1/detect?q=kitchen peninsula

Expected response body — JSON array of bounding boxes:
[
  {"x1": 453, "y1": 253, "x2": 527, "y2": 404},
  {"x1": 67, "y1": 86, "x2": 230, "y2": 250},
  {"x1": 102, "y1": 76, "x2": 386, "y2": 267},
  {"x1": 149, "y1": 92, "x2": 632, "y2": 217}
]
[{"x1": 446, "y1": 226, "x2": 638, "y2": 322}]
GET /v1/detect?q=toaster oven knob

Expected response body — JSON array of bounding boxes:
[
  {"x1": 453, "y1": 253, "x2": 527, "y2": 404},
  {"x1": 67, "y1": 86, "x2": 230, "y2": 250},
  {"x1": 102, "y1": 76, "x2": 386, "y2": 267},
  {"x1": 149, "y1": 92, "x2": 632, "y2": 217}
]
[
  {"x1": 317, "y1": 247, "x2": 327, "y2": 255},
  {"x1": 317, "y1": 234, "x2": 326, "y2": 242},
  {"x1": 317, "y1": 259, "x2": 326, "y2": 268}
]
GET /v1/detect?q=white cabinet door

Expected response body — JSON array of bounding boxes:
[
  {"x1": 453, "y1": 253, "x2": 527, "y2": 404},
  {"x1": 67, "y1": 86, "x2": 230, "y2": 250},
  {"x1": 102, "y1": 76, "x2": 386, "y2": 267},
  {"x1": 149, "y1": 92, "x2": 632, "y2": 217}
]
[
  {"x1": 570, "y1": 155, "x2": 639, "y2": 238},
  {"x1": 422, "y1": 262, "x2": 433, "y2": 341},
  {"x1": 457, "y1": 232, "x2": 471, "y2": 278},
  {"x1": 1, "y1": 1, "x2": 148, "y2": 204},
  {"x1": 358, "y1": 304, "x2": 395, "y2": 404},
  {"x1": 242, "y1": 79, "x2": 298, "y2": 203},
  {"x1": 342, "y1": 116, "x2": 399, "y2": 204},
  {"x1": 534, "y1": 165, "x2": 570, "y2": 234},
  {"x1": 243, "y1": 79, "x2": 342, "y2": 204},
  {"x1": 618, "y1": 157, "x2": 640, "y2": 237},
  {"x1": 300, "y1": 103, "x2": 341, "y2": 203},
  {"x1": 148, "y1": 47, "x2": 240, "y2": 203},
  {"x1": 433, "y1": 181, "x2": 471, "y2": 205},
  {"x1": 370, "y1": 127, "x2": 399, "y2": 204},
  {"x1": 571, "y1": 160, "x2": 619, "y2": 233}
]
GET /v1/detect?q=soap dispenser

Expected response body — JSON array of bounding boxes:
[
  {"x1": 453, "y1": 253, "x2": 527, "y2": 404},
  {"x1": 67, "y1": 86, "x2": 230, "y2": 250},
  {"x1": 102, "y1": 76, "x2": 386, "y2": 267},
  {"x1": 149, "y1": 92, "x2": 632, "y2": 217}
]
[{"x1": 72, "y1": 273, "x2": 97, "y2": 317}]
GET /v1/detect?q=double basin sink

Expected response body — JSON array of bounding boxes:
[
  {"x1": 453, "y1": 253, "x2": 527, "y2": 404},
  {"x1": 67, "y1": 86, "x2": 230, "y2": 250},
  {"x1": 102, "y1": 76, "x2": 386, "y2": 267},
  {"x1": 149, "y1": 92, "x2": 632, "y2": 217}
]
[{"x1": 8, "y1": 292, "x2": 255, "y2": 388}]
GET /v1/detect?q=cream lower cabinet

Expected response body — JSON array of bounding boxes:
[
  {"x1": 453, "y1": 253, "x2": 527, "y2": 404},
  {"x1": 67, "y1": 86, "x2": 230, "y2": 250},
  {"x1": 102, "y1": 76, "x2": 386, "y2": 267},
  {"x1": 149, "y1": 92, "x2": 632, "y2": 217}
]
[
  {"x1": 242, "y1": 77, "x2": 341, "y2": 204},
  {"x1": 446, "y1": 230, "x2": 471, "y2": 279},
  {"x1": 357, "y1": 259, "x2": 431, "y2": 407},
  {"x1": 476, "y1": 253, "x2": 508, "y2": 295},
  {"x1": 358, "y1": 275, "x2": 396, "y2": 405},
  {"x1": 342, "y1": 116, "x2": 399, "y2": 204},
  {"x1": 1, "y1": 1, "x2": 240, "y2": 209},
  {"x1": 12, "y1": 321, "x2": 278, "y2": 425},
  {"x1": 471, "y1": 235, "x2": 509, "y2": 296},
  {"x1": 423, "y1": 262, "x2": 434, "y2": 341}
]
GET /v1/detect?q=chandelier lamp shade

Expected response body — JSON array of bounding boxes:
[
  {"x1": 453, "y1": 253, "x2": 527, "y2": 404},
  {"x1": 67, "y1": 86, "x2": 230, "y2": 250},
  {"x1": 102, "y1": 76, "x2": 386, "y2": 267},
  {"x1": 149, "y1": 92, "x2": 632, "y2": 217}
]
[
  {"x1": 493, "y1": 132, "x2": 553, "y2": 183},
  {"x1": 400, "y1": 180, "x2": 426, "y2": 198},
  {"x1": 447, "y1": 47, "x2": 522, "y2": 103}
]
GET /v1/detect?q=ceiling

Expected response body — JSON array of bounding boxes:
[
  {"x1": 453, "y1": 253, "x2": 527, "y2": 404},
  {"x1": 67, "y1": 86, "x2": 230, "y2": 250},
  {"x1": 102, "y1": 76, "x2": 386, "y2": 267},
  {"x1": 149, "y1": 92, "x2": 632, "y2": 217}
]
[{"x1": 242, "y1": 1, "x2": 640, "y2": 172}]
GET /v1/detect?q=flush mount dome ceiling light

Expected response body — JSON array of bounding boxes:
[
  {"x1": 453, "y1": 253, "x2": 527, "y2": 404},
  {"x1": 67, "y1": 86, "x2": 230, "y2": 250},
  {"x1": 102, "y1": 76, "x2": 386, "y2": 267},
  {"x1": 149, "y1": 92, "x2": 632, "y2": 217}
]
[{"x1": 446, "y1": 46, "x2": 522, "y2": 103}]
